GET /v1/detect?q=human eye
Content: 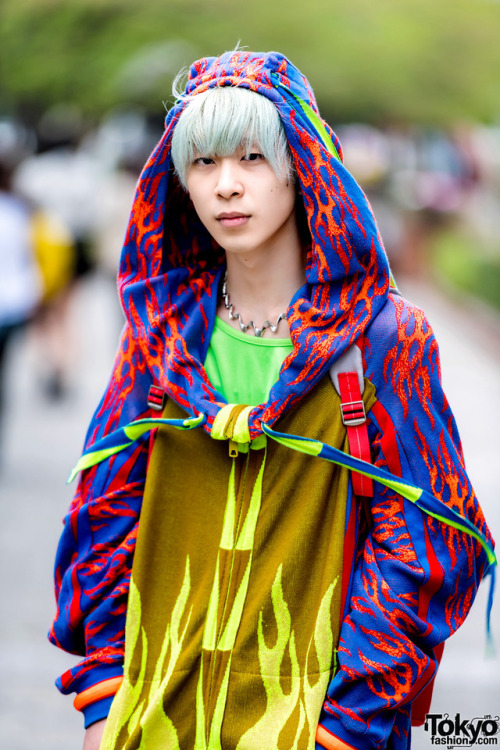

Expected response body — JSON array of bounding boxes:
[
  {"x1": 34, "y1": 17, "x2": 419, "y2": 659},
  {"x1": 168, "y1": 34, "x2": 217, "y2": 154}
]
[
  {"x1": 242, "y1": 152, "x2": 265, "y2": 162},
  {"x1": 193, "y1": 156, "x2": 214, "y2": 166}
]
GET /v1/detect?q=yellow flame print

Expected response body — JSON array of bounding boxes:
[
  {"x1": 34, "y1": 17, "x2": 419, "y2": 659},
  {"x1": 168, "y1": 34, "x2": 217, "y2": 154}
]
[
  {"x1": 100, "y1": 557, "x2": 193, "y2": 749},
  {"x1": 236, "y1": 567, "x2": 337, "y2": 750}
]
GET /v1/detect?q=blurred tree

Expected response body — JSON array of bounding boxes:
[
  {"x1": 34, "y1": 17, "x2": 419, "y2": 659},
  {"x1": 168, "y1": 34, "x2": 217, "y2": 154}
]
[{"x1": 1, "y1": 0, "x2": 500, "y2": 125}]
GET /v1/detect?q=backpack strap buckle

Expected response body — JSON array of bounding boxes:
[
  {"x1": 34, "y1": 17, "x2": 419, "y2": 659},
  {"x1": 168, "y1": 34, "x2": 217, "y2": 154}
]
[
  {"x1": 337, "y1": 370, "x2": 373, "y2": 498},
  {"x1": 340, "y1": 399, "x2": 366, "y2": 427},
  {"x1": 147, "y1": 385, "x2": 166, "y2": 411}
]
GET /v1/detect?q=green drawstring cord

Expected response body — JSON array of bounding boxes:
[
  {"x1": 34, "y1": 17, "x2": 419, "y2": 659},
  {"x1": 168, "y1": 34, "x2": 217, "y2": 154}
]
[
  {"x1": 261, "y1": 420, "x2": 496, "y2": 648},
  {"x1": 67, "y1": 413, "x2": 206, "y2": 484},
  {"x1": 68, "y1": 410, "x2": 495, "y2": 645},
  {"x1": 69, "y1": 410, "x2": 495, "y2": 566}
]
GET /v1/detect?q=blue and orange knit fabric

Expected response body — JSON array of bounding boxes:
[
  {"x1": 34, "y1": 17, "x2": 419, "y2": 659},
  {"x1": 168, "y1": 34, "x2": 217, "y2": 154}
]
[{"x1": 49, "y1": 50, "x2": 494, "y2": 749}]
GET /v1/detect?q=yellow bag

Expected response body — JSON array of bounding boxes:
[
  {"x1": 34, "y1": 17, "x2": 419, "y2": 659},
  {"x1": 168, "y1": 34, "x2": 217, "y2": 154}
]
[{"x1": 30, "y1": 210, "x2": 76, "y2": 302}]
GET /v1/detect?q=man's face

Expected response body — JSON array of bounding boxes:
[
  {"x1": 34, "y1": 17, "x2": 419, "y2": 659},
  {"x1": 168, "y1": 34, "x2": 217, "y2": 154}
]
[{"x1": 185, "y1": 146, "x2": 297, "y2": 258}]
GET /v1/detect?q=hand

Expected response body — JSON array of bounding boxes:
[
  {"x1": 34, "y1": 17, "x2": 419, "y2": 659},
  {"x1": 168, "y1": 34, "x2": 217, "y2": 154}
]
[{"x1": 83, "y1": 718, "x2": 107, "y2": 750}]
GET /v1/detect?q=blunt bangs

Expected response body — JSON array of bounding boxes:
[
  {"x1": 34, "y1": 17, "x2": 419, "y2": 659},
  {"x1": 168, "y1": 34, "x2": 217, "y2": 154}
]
[{"x1": 170, "y1": 85, "x2": 294, "y2": 188}]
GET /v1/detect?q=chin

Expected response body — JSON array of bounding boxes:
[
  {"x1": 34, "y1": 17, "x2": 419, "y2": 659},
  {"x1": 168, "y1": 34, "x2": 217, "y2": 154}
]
[{"x1": 224, "y1": 245, "x2": 258, "y2": 257}]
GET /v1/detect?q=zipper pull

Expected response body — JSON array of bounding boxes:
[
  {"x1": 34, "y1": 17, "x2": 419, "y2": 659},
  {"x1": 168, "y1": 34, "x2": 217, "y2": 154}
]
[{"x1": 228, "y1": 439, "x2": 239, "y2": 458}]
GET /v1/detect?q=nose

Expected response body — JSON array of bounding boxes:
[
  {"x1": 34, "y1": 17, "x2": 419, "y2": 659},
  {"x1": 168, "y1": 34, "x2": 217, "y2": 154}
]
[{"x1": 215, "y1": 158, "x2": 243, "y2": 199}]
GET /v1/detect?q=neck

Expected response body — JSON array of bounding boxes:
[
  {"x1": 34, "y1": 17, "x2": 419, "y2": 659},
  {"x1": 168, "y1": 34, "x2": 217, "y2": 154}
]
[
  {"x1": 221, "y1": 248, "x2": 306, "y2": 337},
  {"x1": 225, "y1": 221, "x2": 305, "y2": 314}
]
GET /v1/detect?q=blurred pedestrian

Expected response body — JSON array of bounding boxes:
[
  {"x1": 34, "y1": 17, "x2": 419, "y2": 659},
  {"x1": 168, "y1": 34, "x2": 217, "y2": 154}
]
[
  {"x1": 29, "y1": 206, "x2": 76, "y2": 399},
  {"x1": 14, "y1": 139, "x2": 94, "y2": 399},
  {"x1": 388, "y1": 127, "x2": 476, "y2": 277},
  {"x1": 0, "y1": 161, "x2": 41, "y2": 451}
]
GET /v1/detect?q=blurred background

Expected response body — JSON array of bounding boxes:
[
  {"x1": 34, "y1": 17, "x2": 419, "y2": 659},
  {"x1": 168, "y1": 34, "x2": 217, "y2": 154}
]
[{"x1": 0, "y1": 0, "x2": 499, "y2": 747}]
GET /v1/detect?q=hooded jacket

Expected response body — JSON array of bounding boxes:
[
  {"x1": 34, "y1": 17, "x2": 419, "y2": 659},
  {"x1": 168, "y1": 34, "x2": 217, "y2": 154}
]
[{"x1": 49, "y1": 51, "x2": 494, "y2": 750}]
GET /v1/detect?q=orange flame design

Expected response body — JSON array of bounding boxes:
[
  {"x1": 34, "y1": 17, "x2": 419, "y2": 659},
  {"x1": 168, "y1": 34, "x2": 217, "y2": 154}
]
[{"x1": 383, "y1": 297, "x2": 438, "y2": 425}]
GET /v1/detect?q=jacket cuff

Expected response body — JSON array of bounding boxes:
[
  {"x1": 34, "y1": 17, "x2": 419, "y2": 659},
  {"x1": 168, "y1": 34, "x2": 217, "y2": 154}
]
[
  {"x1": 316, "y1": 724, "x2": 362, "y2": 750},
  {"x1": 74, "y1": 675, "x2": 123, "y2": 708},
  {"x1": 83, "y1": 695, "x2": 115, "y2": 729},
  {"x1": 57, "y1": 660, "x2": 123, "y2": 696}
]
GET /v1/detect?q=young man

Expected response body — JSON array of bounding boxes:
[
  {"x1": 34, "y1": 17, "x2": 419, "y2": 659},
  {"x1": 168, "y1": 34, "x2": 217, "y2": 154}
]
[{"x1": 50, "y1": 50, "x2": 494, "y2": 750}]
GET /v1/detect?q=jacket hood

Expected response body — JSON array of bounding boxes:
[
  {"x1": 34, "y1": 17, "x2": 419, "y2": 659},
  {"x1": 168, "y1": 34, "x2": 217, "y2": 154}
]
[{"x1": 117, "y1": 50, "x2": 391, "y2": 437}]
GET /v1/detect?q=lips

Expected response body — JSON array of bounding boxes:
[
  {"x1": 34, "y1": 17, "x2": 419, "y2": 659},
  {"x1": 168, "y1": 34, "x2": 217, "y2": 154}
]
[{"x1": 216, "y1": 212, "x2": 250, "y2": 228}]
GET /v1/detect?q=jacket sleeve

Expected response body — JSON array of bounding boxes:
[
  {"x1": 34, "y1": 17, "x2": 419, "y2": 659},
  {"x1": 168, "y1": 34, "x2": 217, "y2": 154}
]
[
  {"x1": 317, "y1": 295, "x2": 494, "y2": 750},
  {"x1": 48, "y1": 324, "x2": 153, "y2": 727}
]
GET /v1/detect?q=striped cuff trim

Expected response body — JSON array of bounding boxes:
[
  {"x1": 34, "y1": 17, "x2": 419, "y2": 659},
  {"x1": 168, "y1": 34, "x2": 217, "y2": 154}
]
[
  {"x1": 316, "y1": 725, "x2": 359, "y2": 750},
  {"x1": 73, "y1": 676, "x2": 123, "y2": 712}
]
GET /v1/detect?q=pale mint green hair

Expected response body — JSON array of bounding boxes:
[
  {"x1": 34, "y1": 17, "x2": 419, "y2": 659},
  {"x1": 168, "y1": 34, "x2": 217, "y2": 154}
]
[{"x1": 170, "y1": 84, "x2": 294, "y2": 189}]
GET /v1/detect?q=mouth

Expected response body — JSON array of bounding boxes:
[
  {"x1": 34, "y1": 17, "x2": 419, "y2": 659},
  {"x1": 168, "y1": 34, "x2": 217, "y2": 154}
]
[{"x1": 216, "y1": 212, "x2": 250, "y2": 228}]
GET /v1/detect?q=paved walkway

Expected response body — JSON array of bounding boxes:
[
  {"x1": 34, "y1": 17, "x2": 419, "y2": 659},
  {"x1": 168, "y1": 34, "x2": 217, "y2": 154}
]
[{"x1": 0, "y1": 273, "x2": 498, "y2": 750}]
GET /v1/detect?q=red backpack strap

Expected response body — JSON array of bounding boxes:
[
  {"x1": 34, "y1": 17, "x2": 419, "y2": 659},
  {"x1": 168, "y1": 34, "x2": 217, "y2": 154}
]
[{"x1": 337, "y1": 370, "x2": 373, "y2": 498}]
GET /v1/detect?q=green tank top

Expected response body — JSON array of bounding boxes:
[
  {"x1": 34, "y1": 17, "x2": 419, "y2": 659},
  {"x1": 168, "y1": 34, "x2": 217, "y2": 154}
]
[{"x1": 204, "y1": 317, "x2": 293, "y2": 405}]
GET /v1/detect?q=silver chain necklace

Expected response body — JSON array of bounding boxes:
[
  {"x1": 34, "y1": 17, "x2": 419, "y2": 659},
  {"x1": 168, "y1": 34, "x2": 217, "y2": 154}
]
[{"x1": 221, "y1": 273, "x2": 287, "y2": 338}]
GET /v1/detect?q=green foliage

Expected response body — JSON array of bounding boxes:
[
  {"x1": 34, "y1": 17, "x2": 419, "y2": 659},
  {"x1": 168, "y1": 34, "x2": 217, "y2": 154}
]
[
  {"x1": 2, "y1": 0, "x2": 500, "y2": 124},
  {"x1": 432, "y1": 229, "x2": 500, "y2": 312}
]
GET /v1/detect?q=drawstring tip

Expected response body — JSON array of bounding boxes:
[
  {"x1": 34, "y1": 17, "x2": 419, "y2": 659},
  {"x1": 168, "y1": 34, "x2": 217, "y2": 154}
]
[
  {"x1": 485, "y1": 635, "x2": 496, "y2": 660},
  {"x1": 485, "y1": 563, "x2": 496, "y2": 659}
]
